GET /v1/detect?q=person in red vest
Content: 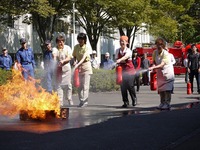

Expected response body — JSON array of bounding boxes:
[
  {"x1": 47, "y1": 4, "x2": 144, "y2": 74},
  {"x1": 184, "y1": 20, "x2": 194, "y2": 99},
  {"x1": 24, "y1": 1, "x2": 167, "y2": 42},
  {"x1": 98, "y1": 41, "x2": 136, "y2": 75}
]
[
  {"x1": 115, "y1": 35, "x2": 137, "y2": 108},
  {"x1": 132, "y1": 49, "x2": 141, "y2": 92}
]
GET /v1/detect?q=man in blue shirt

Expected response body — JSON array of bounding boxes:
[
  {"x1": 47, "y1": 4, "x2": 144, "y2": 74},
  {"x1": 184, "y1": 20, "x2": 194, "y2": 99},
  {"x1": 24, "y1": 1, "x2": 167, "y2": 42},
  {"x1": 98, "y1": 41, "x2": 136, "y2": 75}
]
[
  {"x1": 101, "y1": 52, "x2": 115, "y2": 70},
  {"x1": 0, "y1": 47, "x2": 12, "y2": 70},
  {"x1": 16, "y1": 38, "x2": 36, "y2": 80},
  {"x1": 43, "y1": 40, "x2": 55, "y2": 93}
]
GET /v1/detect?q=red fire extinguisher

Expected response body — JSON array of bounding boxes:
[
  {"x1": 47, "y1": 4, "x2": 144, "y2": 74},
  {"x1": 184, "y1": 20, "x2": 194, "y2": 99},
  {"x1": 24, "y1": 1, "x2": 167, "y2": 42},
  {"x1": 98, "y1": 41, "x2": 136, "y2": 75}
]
[
  {"x1": 116, "y1": 65, "x2": 122, "y2": 85},
  {"x1": 187, "y1": 82, "x2": 192, "y2": 94},
  {"x1": 56, "y1": 65, "x2": 62, "y2": 84},
  {"x1": 74, "y1": 68, "x2": 80, "y2": 87},
  {"x1": 150, "y1": 71, "x2": 157, "y2": 91}
]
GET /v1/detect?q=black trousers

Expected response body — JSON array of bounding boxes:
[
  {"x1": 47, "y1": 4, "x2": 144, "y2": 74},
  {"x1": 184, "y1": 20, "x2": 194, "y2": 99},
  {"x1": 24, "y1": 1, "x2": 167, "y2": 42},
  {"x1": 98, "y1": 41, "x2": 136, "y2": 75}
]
[
  {"x1": 189, "y1": 69, "x2": 199, "y2": 93},
  {"x1": 120, "y1": 73, "x2": 137, "y2": 104},
  {"x1": 135, "y1": 74, "x2": 140, "y2": 91}
]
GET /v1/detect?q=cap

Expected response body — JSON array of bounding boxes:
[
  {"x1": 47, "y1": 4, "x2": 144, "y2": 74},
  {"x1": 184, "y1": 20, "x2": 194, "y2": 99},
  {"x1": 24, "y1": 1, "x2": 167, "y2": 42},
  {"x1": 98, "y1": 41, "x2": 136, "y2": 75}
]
[
  {"x1": 92, "y1": 50, "x2": 96, "y2": 54},
  {"x1": 105, "y1": 52, "x2": 110, "y2": 56},
  {"x1": 45, "y1": 40, "x2": 51, "y2": 45},
  {"x1": 120, "y1": 36, "x2": 128, "y2": 42},
  {"x1": 20, "y1": 38, "x2": 26, "y2": 44},
  {"x1": 2, "y1": 46, "x2": 7, "y2": 51}
]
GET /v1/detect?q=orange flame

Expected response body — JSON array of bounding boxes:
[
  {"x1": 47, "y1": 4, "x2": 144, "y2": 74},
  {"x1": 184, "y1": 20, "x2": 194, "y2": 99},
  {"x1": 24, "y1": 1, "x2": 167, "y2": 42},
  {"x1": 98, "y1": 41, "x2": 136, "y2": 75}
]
[{"x1": 0, "y1": 69, "x2": 60, "y2": 119}]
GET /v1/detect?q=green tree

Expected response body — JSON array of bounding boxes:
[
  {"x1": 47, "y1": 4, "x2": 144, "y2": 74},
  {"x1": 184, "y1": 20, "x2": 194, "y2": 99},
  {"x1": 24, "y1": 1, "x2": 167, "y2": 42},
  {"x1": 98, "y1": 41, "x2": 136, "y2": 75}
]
[
  {"x1": 183, "y1": 0, "x2": 200, "y2": 44},
  {"x1": 0, "y1": 0, "x2": 72, "y2": 52},
  {"x1": 30, "y1": 0, "x2": 71, "y2": 52},
  {"x1": 75, "y1": 0, "x2": 113, "y2": 51},
  {"x1": 107, "y1": 0, "x2": 151, "y2": 49},
  {"x1": 107, "y1": 0, "x2": 194, "y2": 46}
]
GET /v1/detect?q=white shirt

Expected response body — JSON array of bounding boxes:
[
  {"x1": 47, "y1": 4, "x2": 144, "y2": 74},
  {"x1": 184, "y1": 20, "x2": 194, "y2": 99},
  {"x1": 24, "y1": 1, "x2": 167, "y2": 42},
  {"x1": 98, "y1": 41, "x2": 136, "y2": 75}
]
[{"x1": 115, "y1": 47, "x2": 132, "y2": 61}]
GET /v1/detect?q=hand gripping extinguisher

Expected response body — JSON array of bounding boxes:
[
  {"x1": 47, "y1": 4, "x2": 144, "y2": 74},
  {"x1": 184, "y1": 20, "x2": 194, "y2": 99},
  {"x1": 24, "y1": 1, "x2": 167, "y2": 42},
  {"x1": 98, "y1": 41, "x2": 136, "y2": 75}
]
[
  {"x1": 150, "y1": 70, "x2": 157, "y2": 91},
  {"x1": 74, "y1": 68, "x2": 80, "y2": 87},
  {"x1": 187, "y1": 82, "x2": 192, "y2": 94},
  {"x1": 116, "y1": 65, "x2": 122, "y2": 85}
]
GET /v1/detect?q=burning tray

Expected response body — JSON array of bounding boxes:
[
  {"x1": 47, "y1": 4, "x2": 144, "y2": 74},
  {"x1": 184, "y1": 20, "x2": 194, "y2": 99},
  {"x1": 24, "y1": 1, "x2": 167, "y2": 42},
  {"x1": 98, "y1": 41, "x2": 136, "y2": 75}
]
[{"x1": 19, "y1": 108, "x2": 69, "y2": 121}]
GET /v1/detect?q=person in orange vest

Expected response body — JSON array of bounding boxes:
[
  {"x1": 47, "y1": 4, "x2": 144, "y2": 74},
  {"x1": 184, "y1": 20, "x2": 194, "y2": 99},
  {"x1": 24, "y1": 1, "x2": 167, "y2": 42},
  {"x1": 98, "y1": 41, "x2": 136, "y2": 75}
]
[
  {"x1": 149, "y1": 37, "x2": 174, "y2": 110},
  {"x1": 115, "y1": 35, "x2": 137, "y2": 108}
]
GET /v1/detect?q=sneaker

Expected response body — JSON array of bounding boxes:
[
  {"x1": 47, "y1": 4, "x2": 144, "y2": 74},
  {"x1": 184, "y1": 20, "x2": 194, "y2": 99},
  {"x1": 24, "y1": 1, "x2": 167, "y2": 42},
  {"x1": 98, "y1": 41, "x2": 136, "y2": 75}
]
[
  {"x1": 132, "y1": 99, "x2": 137, "y2": 106},
  {"x1": 78, "y1": 101, "x2": 88, "y2": 107},
  {"x1": 121, "y1": 102, "x2": 129, "y2": 108},
  {"x1": 160, "y1": 103, "x2": 170, "y2": 110},
  {"x1": 68, "y1": 100, "x2": 74, "y2": 106},
  {"x1": 157, "y1": 103, "x2": 164, "y2": 109}
]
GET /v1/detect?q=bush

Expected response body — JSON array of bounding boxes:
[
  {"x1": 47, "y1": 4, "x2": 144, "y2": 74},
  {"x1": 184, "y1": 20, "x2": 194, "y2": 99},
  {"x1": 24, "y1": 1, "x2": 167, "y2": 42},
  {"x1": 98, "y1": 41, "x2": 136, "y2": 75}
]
[
  {"x1": 90, "y1": 69, "x2": 120, "y2": 92},
  {"x1": 0, "y1": 69, "x2": 12, "y2": 85},
  {"x1": 0, "y1": 68, "x2": 120, "y2": 93}
]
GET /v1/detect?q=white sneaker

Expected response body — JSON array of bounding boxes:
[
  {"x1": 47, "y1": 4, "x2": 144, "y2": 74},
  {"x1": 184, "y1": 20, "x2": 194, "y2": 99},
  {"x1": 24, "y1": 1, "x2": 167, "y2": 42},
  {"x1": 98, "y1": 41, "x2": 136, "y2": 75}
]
[
  {"x1": 157, "y1": 103, "x2": 164, "y2": 109},
  {"x1": 161, "y1": 103, "x2": 170, "y2": 110}
]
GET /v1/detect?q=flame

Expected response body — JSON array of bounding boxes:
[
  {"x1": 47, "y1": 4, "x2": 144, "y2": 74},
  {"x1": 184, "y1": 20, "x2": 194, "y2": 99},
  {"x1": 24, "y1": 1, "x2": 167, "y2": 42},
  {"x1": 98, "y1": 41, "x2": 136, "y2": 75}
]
[{"x1": 0, "y1": 69, "x2": 60, "y2": 119}]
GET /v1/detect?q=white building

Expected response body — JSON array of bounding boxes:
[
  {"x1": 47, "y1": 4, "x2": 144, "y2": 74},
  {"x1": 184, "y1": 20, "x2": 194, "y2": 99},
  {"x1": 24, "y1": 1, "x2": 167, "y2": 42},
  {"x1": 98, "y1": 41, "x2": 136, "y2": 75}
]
[{"x1": 0, "y1": 15, "x2": 150, "y2": 63}]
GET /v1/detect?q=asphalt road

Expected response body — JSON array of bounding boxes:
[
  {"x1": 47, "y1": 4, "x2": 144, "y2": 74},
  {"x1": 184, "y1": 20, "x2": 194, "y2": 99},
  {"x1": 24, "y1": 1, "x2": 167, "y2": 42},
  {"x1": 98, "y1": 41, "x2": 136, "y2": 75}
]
[{"x1": 0, "y1": 75, "x2": 200, "y2": 150}]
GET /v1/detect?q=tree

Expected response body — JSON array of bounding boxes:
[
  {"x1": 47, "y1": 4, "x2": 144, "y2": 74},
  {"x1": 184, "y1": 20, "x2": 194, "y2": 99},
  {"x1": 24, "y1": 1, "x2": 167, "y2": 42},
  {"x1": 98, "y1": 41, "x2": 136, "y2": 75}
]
[
  {"x1": 183, "y1": 0, "x2": 200, "y2": 44},
  {"x1": 107, "y1": 0, "x2": 151, "y2": 49},
  {"x1": 74, "y1": 0, "x2": 113, "y2": 51},
  {"x1": 0, "y1": 0, "x2": 72, "y2": 52},
  {"x1": 30, "y1": 0, "x2": 72, "y2": 52},
  {"x1": 149, "y1": 0, "x2": 194, "y2": 43},
  {"x1": 107, "y1": 0, "x2": 194, "y2": 47}
]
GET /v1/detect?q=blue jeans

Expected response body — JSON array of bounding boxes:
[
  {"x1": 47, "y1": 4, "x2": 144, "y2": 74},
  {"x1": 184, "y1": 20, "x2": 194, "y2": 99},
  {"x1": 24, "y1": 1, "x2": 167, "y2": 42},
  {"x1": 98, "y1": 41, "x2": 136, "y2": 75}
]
[
  {"x1": 45, "y1": 68, "x2": 54, "y2": 92},
  {"x1": 22, "y1": 64, "x2": 34, "y2": 80}
]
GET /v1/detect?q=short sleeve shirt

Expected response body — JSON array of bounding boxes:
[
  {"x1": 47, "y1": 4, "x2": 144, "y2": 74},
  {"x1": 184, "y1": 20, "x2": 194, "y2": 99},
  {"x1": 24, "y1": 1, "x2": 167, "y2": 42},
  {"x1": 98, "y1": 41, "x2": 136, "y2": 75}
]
[
  {"x1": 152, "y1": 49, "x2": 169, "y2": 65},
  {"x1": 72, "y1": 44, "x2": 90, "y2": 62},
  {"x1": 52, "y1": 45, "x2": 72, "y2": 60}
]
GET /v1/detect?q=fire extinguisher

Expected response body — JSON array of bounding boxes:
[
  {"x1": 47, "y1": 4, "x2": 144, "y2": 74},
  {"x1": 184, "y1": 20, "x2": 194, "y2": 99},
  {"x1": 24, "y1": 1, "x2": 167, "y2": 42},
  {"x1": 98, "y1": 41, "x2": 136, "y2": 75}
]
[
  {"x1": 187, "y1": 82, "x2": 192, "y2": 94},
  {"x1": 116, "y1": 65, "x2": 122, "y2": 85},
  {"x1": 150, "y1": 71, "x2": 157, "y2": 91},
  {"x1": 74, "y1": 68, "x2": 80, "y2": 87},
  {"x1": 56, "y1": 65, "x2": 62, "y2": 83}
]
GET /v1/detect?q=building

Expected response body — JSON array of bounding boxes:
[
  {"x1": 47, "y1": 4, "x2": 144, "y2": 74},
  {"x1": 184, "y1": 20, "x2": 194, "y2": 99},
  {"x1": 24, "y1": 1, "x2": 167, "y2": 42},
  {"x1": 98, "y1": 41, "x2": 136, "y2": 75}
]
[{"x1": 0, "y1": 15, "x2": 150, "y2": 64}]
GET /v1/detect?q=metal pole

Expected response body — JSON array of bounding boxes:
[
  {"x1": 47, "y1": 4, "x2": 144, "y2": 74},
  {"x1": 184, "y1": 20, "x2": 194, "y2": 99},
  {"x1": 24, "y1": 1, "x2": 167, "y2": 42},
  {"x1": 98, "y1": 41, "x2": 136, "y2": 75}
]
[{"x1": 72, "y1": 2, "x2": 75, "y2": 49}]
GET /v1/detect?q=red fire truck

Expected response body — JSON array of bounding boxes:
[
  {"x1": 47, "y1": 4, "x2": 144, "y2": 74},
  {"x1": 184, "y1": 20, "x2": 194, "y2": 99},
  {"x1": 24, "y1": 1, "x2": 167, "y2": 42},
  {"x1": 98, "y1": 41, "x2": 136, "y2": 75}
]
[{"x1": 136, "y1": 41, "x2": 186, "y2": 75}]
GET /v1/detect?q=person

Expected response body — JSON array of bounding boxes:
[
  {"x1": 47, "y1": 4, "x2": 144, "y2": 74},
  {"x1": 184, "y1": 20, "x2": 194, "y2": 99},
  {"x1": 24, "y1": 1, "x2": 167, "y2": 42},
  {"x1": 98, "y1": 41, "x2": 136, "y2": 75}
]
[
  {"x1": 0, "y1": 47, "x2": 12, "y2": 70},
  {"x1": 165, "y1": 47, "x2": 176, "y2": 93},
  {"x1": 187, "y1": 44, "x2": 200, "y2": 94},
  {"x1": 101, "y1": 52, "x2": 115, "y2": 70},
  {"x1": 183, "y1": 56, "x2": 188, "y2": 83},
  {"x1": 115, "y1": 35, "x2": 137, "y2": 108},
  {"x1": 132, "y1": 50, "x2": 141, "y2": 92},
  {"x1": 43, "y1": 40, "x2": 55, "y2": 93},
  {"x1": 73, "y1": 33, "x2": 93, "y2": 107},
  {"x1": 52, "y1": 35, "x2": 73, "y2": 106},
  {"x1": 149, "y1": 37, "x2": 174, "y2": 110},
  {"x1": 141, "y1": 53, "x2": 150, "y2": 85},
  {"x1": 16, "y1": 38, "x2": 36, "y2": 80},
  {"x1": 90, "y1": 50, "x2": 99, "y2": 69}
]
